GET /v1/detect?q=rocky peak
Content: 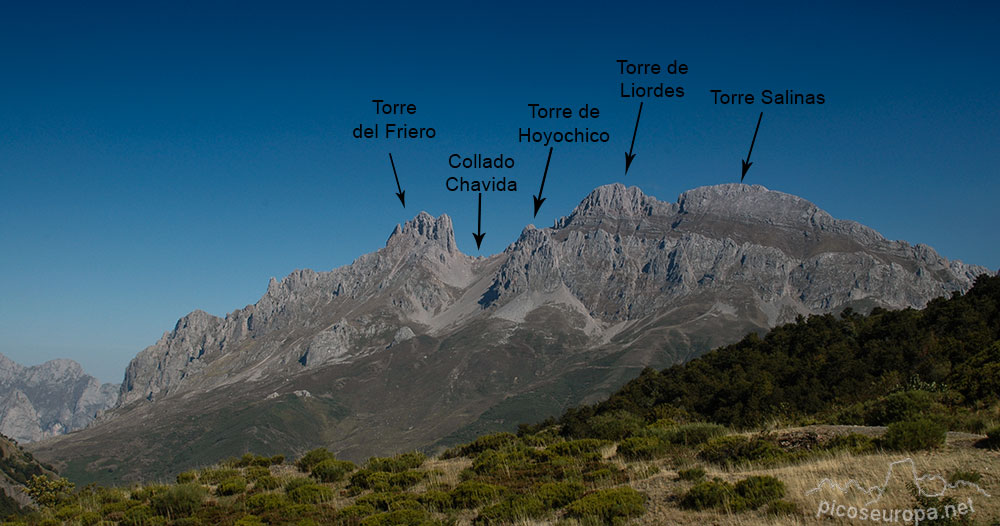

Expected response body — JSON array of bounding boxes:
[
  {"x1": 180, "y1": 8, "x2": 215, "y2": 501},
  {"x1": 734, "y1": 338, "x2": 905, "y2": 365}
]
[
  {"x1": 677, "y1": 184, "x2": 819, "y2": 225},
  {"x1": 559, "y1": 184, "x2": 673, "y2": 228},
  {"x1": 0, "y1": 354, "x2": 23, "y2": 379},
  {"x1": 0, "y1": 355, "x2": 117, "y2": 443},
  {"x1": 675, "y1": 183, "x2": 889, "y2": 248},
  {"x1": 386, "y1": 212, "x2": 457, "y2": 254},
  {"x1": 172, "y1": 309, "x2": 221, "y2": 336}
]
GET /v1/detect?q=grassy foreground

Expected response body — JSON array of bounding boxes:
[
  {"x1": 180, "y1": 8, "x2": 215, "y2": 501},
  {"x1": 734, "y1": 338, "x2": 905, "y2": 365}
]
[{"x1": 5, "y1": 422, "x2": 998, "y2": 526}]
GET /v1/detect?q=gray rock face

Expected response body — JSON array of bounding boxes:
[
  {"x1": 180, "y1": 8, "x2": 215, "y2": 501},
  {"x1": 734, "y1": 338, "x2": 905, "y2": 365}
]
[
  {"x1": 117, "y1": 211, "x2": 476, "y2": 405},
  {"x1": 36, "y1": 183, "x2": 993, "y2": 484},
  {"x1": 116, "y1": 183, "x2": 989, "y2": 408},
  {"x1": 498, "y1": 183, "x2": 987, "y2": 321},
  {"x1": 0, "y1": 354, "x2": 117, "y2": 443}
]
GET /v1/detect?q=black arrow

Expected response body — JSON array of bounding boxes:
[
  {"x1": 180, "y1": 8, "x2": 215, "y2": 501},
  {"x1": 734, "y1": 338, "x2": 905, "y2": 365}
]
[
  {"x1": 741, "y1": 112, "x2": 763, "y2": 182},
  {"x1": 532, "y1": 147, "x2": 554, "y2": 217},
  {"x1": 472, "y1": 192, "x2": 485, "y2": 249},
  {"x1": 388, "y1": 153, "x2": 406, "y2": 207},
  {"x1": 624, "y1": 101, "x2": 643, "y2": 175}
]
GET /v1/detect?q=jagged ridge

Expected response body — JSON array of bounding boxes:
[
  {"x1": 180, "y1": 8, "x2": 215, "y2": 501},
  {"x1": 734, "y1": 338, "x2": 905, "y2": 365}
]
[{"x1": 30, "y1": 183, "x2": 994, "y2": 484}]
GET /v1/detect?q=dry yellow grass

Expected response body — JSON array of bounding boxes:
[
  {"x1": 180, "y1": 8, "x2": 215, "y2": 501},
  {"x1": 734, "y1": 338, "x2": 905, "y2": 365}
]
[
  {"x1": 450, "y1": 439, "x2": 1000, "y2": 526},
  {"x1": 188, "y1": 436, "x2": 998, "y2": 526},
  {"x1": 627, "y1": 444, "x2": 999, "y2": 526}
]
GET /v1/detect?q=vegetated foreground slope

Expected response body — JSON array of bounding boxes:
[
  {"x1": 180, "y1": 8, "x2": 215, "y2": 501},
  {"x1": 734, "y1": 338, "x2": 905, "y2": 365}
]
[
  {"x1": 29, "y1": 183, "x2": 992, "y2": 485},
  {"x1": 0, "y1": 432, "x2": 58, "y2": 517},
  {"x1": 6, "y1": 277, "x2": 1000, "y2": 525}
]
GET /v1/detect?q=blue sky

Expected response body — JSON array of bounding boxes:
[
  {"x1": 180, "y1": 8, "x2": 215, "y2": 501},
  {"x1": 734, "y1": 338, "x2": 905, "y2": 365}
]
[{"x1": 1, "y1": 2, "x2": 997, "y2": 382}]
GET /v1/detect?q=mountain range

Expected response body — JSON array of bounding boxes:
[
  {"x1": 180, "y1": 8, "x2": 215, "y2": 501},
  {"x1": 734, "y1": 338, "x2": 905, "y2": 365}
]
[
  {"x1": 25, "y1": 183, "x2": 992, "y2": 485},
  {"x1": 0, "y1": 354, "x2": 117, "y2": 444}
]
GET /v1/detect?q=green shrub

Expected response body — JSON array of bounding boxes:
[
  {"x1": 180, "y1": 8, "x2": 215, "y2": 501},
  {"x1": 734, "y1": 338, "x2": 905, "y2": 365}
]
[
  {"x1": 172, "y1": 518, "x2": 203, "y2": 526},
  {"x1": 366, "y1": 452, "x2": 426, "y2": 473},
  {"x1": 548, "y1": 439, "x2": 609, "y2": 457},
  {"x1": 679, "y1": 479, "x2": 735, "y2": 510},
  {"x1": 617, "y1": 436, "x2": 670, "y2": 460},
  {"x1": 151, "y1": 483, "x2": 206, "y2": 516},
  {"x1": 948, "y1": 470, "x2": 982, "y2": 484},
  {"x1": 97, "y1": 487, "x2": 127, "y2": 504},
  {"x1": 216, "y1": 477, "x2": 247, "y2": 496},
  {"x1": 663, "y1": 423, "x2": 728, "y2": 446},
  {"x1": 766, "y1": 499, "x2": 798, "y2": 516},
  {"x1": 234, "y1": 515, "x2": 265, "y2": 526},
  {"x1": 585, "y1": 411, "x2": 645, "y2": 440},
  {"x1": 339, "y1": 503, "x2": 377, "y2": 520},
  {"x1": 983, "y1": 426, "x2": 1000, "y2": 449},
  {"x1": 697, "y1": 435, "x2": 787, "y2": 466},
  {"x1": 78, "y1": 511, "x2": 101, "y2": 526},
  {"x1": 130, "y1": 483, "x2": 169, "y2": 502},
  {"x1": 288, "y1": 483, "x2": 334, "y2": 504},
  {"x1": 676, "y1": 467, "x2": 706, "y2": 482},
  {"x1": 826, "y1": 433, "x2": 878, "y2": 454},
  {"x1": 121, "y1": 504, "x2": 158, "y2": 526},
  {"x1": 253, "y1": 474, "x2": 281, "y2": 490},
  {"x1": 284, "y1": 477, "x2": 313, "y2": 492},
  {"x1": 734, "y1": 475, "x2": 785, "y2": 509},
  {"x1": 246, "y1": 492, "x2": 288, "y2": 513},
  {"x1": 475, "y1": 494, "x2": 546, "y2": 524},
  {"x1": 417, "y1": 490, "x2": 453, "y2": 512},
  {"x1": 519, "y1": 428, "x2": 560, "y2": 448},
  {"x1": 24, "y1": 475, "x2": 74, "y2": 508},
  {"x1": 536, "y1": 480, "x2": 585, "y2": 509},
  {"x1": 198, "y1": 468, "x2": 240, "y2": 485},
  {"x1": 244, "y1": 465, "x2": 270, "y2": 479},
  {"x1": 451, "y1": 481, "x2": 506, "y2": 509},
  {"x1": 356, "y1": 492, "x2": 422, "y2": 512},
  {"x1": 583, "y1": 468, "x2": 615, "y2": 483},
  {"x1": 359, "y1": 508, "x2": 431, "y2": 526},
  {"x1": 101, "y1": 499, "x2": 130, "y2": 515},
  {"x1": 176, "y1": 471, "x2": 197, "y2": 484},
  {"x1": 350, "y1": 469, "x2": 388, "y2": 491},
  {"x1": 882, "y1": 419, "x2": 947, "y2": 451},
  {"x1": 866, "y1": 390, "x2": 937, "y2": 425},
  {"x1": 468, "y1": 447, "x2": 538, "y2": 477},
  {"x1": 443, "y1": 432, "x2": 519, "y2": 459},
  {"x1": 231, "y1": 453, "x2": 277, "y2": 468},
  {"x1": 54, "y1": 503, "x2": 82, "y2": 520},
  {"x1": 680, "y1": 475, "x2": 784, "y2": 511},
  {"x1": 311, "y1": 458, "x2": 356, "y2": 483},
  {"x1": 565, "y1": 487, "x2": 646, "y2": 524},
  {"x1": 349, "y1": 469, "x2": 426, "y2": 492},
  {"x1": 296, "y1": 448, "x2": 337, "y2": 472}
]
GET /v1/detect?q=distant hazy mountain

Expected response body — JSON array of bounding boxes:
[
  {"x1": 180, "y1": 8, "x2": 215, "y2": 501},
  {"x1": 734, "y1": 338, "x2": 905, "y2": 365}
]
[
  {"x1": 29, "y1": 183, "x2": 992, "y2": 485},
  {"x1": 0, "y1": 354, "x2": 117, "y2": 443}
]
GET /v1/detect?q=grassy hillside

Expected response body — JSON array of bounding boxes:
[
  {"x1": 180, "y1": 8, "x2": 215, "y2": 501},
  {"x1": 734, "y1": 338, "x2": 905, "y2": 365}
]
[
  {"x1": 3, "y1": 424, "x2": 998, "y2": 525},
  {"x1": 4, "y1": 275, "x2": 998, "y2": 525},
  {"x1": 532, "y1": 274, "x2": 1000, "y2": 439}
]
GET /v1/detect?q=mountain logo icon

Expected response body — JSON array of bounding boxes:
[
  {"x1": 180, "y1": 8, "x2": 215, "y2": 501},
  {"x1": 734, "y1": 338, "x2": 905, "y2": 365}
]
[{"x1": 805, "y1": 458, "x2": 991, "y2": 506}]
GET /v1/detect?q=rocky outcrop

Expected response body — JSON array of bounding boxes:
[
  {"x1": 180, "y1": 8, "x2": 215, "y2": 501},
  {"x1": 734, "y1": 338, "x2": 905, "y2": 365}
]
[{"x1": 0, "y1": 354, "x2": 117, "y2": 443}]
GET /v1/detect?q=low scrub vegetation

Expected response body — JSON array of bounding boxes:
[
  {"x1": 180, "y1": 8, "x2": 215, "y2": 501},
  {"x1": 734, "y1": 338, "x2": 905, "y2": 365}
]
[{"x1": 680, "y1": 475, "x2": 785, "y2": 512}]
